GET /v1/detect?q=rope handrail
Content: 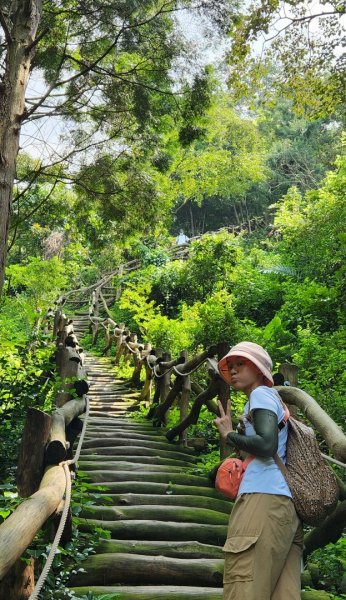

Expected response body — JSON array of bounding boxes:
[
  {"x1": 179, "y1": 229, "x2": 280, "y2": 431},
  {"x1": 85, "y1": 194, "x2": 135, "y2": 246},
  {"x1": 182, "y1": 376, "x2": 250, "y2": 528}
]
[
  {"x1": 173, "y1": 363, "x2": 205, "y2": 378},
  {"x1": 76, "y1": 261, "x2": 346, "y2": 469},
  {"x1": 28, "y1": 396, "x2": 90, "y2": 600},
  {"x1": 123, "y1": 339, "x2": 140, "y2": 355}
]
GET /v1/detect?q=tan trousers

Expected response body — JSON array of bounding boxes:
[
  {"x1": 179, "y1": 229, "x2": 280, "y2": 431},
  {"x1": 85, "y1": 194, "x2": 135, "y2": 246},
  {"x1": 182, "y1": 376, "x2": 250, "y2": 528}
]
[{"x1": 223, "y1": 493, "x2": 303, "y2": 600}]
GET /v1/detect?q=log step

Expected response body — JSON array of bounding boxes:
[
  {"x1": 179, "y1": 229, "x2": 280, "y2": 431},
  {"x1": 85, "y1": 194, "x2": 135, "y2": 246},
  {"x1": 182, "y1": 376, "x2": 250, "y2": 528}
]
[
  {"x1": 79, "y1": 504, "x2": 229, "y2": 525},
  {"x1": 77, "y1": 518, "x2": 227, "y2": 546},
  {"x1": 96, "y1": 539, "x2": 224, "y2": 559},
  {"x1": 83, "y1": 471, "x2": 212, "y2": 486},
  {"x1": 78, "y1": 461, "x2": 189, "y2": 473},
  {"x1": 68, "y1": 553, "x2": 223, "y2": 587},
  {"x1": 71, "y1": 586, "x2": 223, "y2": 599},
  {"x1": 94, "y1": 493, "x2": 231, "y2": 514},
  {"x1": 58, "y1": 342, "x2": 230, "y2": 596},
  {"x1": 81, "y1": 437, "x2": 197, "y2": 455},
  {"x1": 79, "y1": 454, "x2": 199, "y2": 467},
  {"x1": 87, "y1": 481, "x2": 226, "y2": 499}
]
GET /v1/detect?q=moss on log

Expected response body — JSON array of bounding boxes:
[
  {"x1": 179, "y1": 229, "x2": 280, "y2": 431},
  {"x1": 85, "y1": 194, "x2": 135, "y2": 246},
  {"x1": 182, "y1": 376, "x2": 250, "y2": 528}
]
[
  {"x1": 70, "y1": 586, "x2": 223, "y2": 599},
  {"x1": 96, "y1": 539, "x2": 224, "y2": 559},
  {"x1": 86, "y1": 481, "x2": 226, "y2": 500},
  {"x1": 68, "y1": 553, "x2": 224, "y2": 587},
  {"x1": 77, "y1": 518, "x2": 227, "y2": 546},
  {"x1": 84, "y1": 470, "x2": 213, "y2": 487},
  {"x1": 84, "y1": 430, "x2": 168, "y2": 442},
  {"x1": 79, "y1": 446, "x2": 197, "y2": 463},
  {"x1": 79, "y1": 454, "x2": 197, "y2": 468},
  {"x1": 81, "y1": 437, "x2": 196, "y2": 455},
  {"x1": 79, "y1": 504, "x2": 229, "y2": 525},
  {"x1": 77, "y1": 461, "x2": 186, "y2": 473},
  {"x1": 101, "y1": 492, "x2": 231, "y2": 514},
  {"x1": 301, "y1": 591, "x2": 336, "y2": 599}
]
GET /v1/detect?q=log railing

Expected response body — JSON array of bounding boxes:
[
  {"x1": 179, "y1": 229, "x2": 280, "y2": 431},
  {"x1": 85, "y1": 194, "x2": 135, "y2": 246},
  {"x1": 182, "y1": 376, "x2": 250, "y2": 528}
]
[
  {"x1": 0, "y1": 302, "x2": 89, "y2": 595},
  {"x1": 84, "y1": 283, "x2": 346, "y2": 560},
  {"x1": 84, "y1": 284, "x2": 346, "y2": 465}
]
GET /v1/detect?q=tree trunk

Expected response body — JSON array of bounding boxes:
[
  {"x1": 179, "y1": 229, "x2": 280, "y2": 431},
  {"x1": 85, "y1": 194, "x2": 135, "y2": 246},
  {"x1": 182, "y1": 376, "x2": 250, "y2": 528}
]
[{"x1": 0, "y1": 1, "x2": 43, "y2": 295}]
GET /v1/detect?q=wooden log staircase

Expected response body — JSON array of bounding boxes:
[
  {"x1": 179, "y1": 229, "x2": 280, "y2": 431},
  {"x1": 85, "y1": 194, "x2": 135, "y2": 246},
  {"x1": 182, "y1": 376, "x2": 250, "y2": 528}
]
[{"x1": 66, "y1": 311, "x2": 227, "y2": 599}]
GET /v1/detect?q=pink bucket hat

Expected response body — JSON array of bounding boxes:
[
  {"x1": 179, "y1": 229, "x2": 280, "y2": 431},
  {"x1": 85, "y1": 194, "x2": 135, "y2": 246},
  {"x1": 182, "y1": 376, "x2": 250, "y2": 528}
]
[{"x1": 218, "y1": 341, "x2": 274, "y2": 387}]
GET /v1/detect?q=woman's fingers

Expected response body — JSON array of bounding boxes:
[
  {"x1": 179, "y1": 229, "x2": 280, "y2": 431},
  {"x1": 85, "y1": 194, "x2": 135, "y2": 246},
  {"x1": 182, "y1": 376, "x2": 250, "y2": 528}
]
[{"x1": 218, "y1": 400, "x2": 226, "y2": 417}]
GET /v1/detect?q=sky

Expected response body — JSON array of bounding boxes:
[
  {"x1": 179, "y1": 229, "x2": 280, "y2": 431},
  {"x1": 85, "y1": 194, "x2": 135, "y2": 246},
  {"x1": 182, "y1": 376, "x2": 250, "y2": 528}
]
[{"x1": 20, "y1": 10, "x2": 229, "y2": 162}]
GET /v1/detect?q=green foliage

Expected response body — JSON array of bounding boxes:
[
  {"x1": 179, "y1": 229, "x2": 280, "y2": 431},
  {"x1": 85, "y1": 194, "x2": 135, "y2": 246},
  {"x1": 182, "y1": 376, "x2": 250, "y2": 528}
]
[
  {"x1": 189, "y1": 290, "x2": 241, "y2": 348},
  {"x1": 25, "y1": 475, "x2": 112, "y2": 600},
  {"x1": 164, "y1": 96, "x2": 266, "y2": 208},
  {"x1": 291, "y1": 327, "x2": 346, "y2": 426},
  {"x1": 227, "y1": 0, "x2": 345, "y2": 119},
  {"x1": 279, "y1": 280, "x2": 339, "y2": 334},
  {"x1": 230, "y1": 247, "x2": 287, "y2": 325},
  {"x1": 144, "y1": 312, "x2": 195, "y2": 356},
  {"x1": 0, "y1": 344, "x2": 55, "y2": 477},
  {"x1": 6, "y1": 257, "x2": 67, "y2": 312},
  {"x1": 273, "y1": 146, "x2": 346, "y2": 289},
  {"x1": 308, "y1": 536, "x2": 346, "y2": 596},
  {"x1": 151, "y1": 231, "x2": 241, "y2": 312},
  {"x1": 118, "y1": 278, "x2": 159, "y2": 336}
]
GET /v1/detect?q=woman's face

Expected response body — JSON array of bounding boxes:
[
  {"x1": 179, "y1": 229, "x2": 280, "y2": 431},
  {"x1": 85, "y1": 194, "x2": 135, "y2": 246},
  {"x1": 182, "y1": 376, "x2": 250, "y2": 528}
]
[{"x1": 227, "y1": 357, "x2": 264, "y2": 397}]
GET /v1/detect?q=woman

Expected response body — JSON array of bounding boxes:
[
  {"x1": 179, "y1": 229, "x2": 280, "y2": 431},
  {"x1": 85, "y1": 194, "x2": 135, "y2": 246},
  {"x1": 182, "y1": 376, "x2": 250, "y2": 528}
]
[{"x1": 214, "y1": 341, "x2": 303, "y2": 600}]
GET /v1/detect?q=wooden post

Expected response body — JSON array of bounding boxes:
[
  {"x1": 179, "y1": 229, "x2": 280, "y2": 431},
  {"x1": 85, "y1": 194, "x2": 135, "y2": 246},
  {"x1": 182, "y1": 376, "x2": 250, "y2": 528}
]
[
  {"x1": 0, "y1": 557, "x2": 34, "y2": 600},
  {"x1": 279, "y1": 362, "x2": 299, "y2": 416},
  {"x1": 115, "y1": 265, "x2": 123, "y2": 301},
  {"x1": 279, "y1": 363, "x2": 298, "y2": 386},
  {"x1": 45, "y1": 397, "x2": 86, "y2": 465},
  {"x1": 166, "y1": 375, "x2": 220, "y2": 441},
  {"x1": 55, "y1": 346, "x2": 84, "y2": 407},
  {"x1": 140, "y1": 352, "x2": 157, "y2": 404},
  {"x1": 159, "y1": 352, "x2": 171, "y2": 423},
  {"x1": 179, "y1": 350, "x2": 191, "y2": 445},
  {"x1": 91, "y1": 288, "x2": 101, "y2": 344},
  {"x1": 16, "y1": 408, "x2": 52, "y2": 497},
  {"x1": 217, "y1": 342, "x2": 231, "y2": 460}
]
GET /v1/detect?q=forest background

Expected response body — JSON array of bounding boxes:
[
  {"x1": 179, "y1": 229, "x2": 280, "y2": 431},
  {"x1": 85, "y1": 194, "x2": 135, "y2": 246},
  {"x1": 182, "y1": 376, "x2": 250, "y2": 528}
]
[{"x1": 0, "y1": 0, "x2": 345, "y2": 597}]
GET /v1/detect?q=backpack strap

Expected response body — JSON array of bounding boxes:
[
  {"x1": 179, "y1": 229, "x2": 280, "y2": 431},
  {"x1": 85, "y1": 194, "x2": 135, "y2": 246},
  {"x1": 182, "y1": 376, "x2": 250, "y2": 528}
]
[
  {"x1": 274, "y1": 453, "x2": 288, "y2": 476},
  {"x1": 273, "y1": 390, "x2": 290, "y2": 430}
]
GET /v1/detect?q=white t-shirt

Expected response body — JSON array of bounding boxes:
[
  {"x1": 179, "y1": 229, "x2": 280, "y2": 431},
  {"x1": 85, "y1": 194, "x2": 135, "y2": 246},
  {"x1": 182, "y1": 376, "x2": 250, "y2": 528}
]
[{"x1": 238, "y1": 386, "x2": 292, "y2": 497}]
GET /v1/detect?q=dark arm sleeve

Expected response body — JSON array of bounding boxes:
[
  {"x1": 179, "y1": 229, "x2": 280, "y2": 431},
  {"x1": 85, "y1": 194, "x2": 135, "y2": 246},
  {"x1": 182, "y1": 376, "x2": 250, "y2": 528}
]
[{"x1": 226, "y1": 409, "x2": 278, "y2": 457}]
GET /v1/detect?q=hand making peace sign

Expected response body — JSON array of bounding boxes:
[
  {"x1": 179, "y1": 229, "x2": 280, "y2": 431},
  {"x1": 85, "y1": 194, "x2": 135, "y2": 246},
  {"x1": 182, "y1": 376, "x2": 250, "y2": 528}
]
[{"x1": 213, "y1": 399, "x2": 233, "y2": 439}]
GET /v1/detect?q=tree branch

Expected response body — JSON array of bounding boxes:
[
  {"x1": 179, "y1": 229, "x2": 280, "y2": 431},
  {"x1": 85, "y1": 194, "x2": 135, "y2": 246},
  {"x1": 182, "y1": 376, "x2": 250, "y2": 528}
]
[
  {"x1": 25, "y1": 27, "x2": 49, "y2": 53},
  {"x1": 0, "y1": 9, "x2": 13, "y2": 44}
]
